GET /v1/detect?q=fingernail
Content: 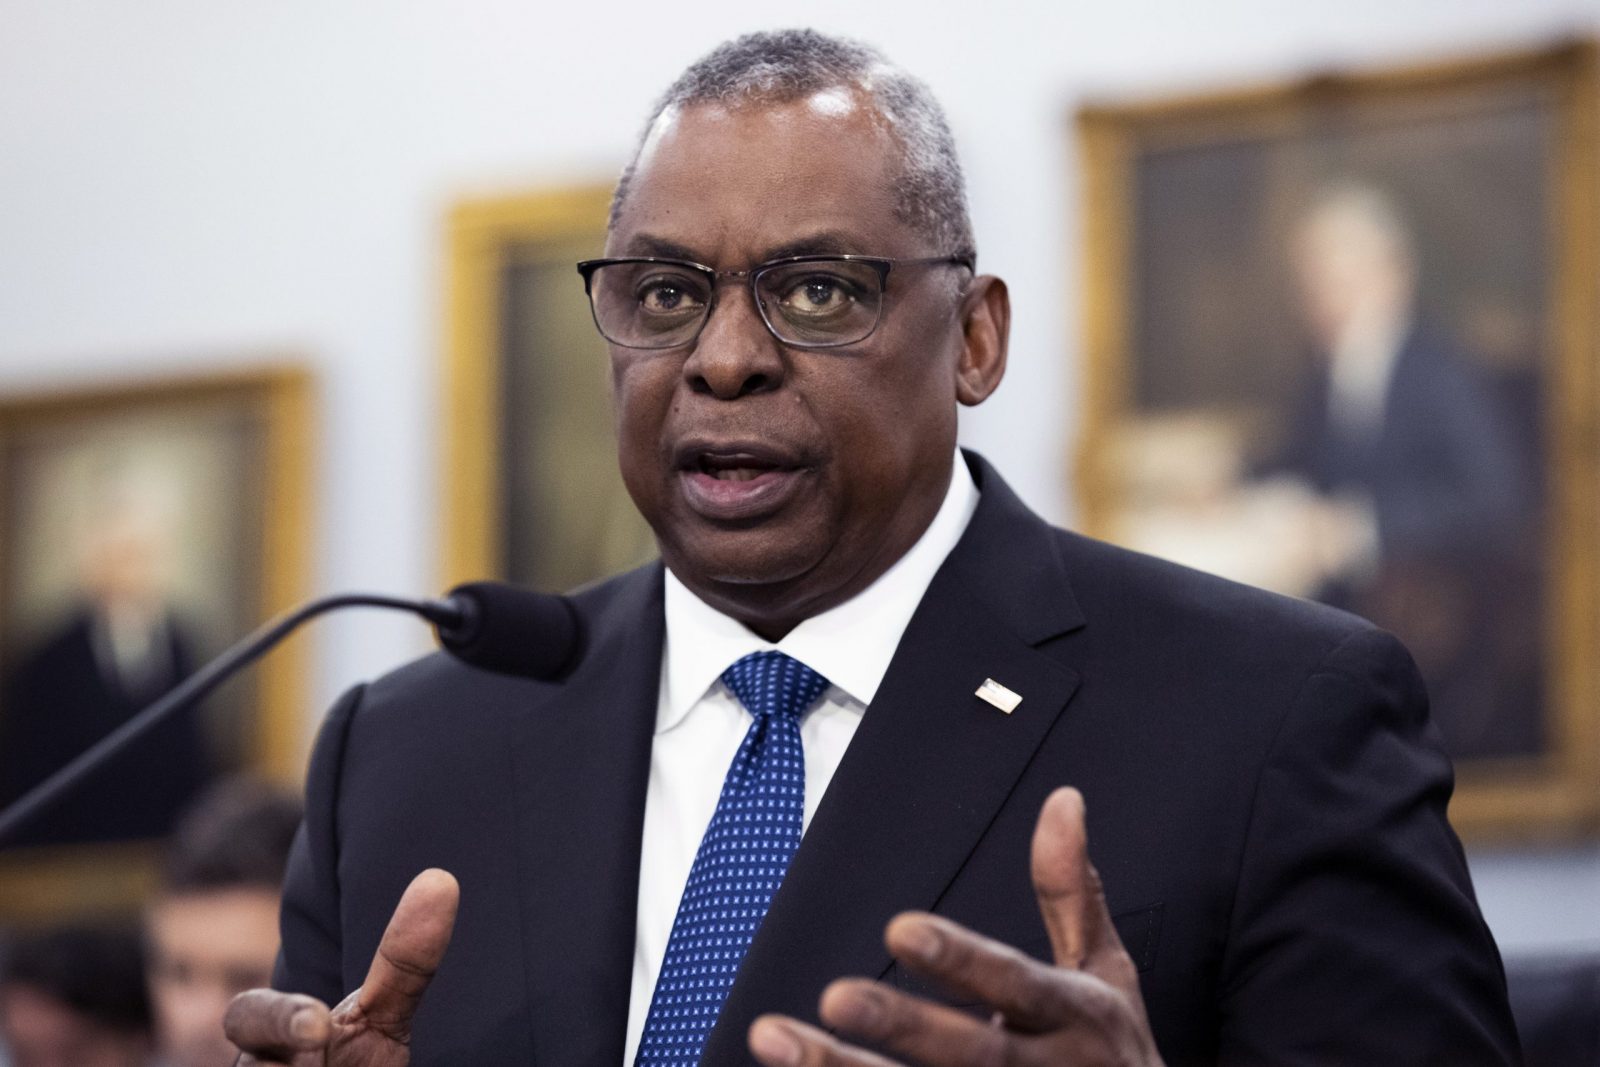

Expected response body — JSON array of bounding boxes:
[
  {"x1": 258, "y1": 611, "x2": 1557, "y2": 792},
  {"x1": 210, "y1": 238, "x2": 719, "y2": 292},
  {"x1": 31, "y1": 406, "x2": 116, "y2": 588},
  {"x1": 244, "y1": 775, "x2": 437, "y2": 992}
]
[
  {"x1": 290, "y1": 1007, "x2": 321, "y2": 1041},
  {"x1": 750, "y1": 1021, "x2": 802, "y2": 1066},
  {"x1": 898, "y1": 920, "x2": 942, "y2": 964}
]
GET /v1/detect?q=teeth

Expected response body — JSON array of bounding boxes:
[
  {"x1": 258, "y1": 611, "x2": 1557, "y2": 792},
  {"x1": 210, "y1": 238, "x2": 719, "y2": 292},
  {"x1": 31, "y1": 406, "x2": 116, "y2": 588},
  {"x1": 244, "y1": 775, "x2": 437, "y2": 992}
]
[{"x1": 713, "y1": 468, "x2": 762, "y2": 482}]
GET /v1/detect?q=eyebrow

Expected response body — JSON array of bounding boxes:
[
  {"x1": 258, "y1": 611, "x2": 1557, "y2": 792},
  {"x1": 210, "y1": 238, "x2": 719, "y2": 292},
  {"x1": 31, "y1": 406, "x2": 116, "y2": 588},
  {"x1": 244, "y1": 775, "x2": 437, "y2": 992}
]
[{"x1": 620, "y1": 230, "x2": 867, "y2": 266}]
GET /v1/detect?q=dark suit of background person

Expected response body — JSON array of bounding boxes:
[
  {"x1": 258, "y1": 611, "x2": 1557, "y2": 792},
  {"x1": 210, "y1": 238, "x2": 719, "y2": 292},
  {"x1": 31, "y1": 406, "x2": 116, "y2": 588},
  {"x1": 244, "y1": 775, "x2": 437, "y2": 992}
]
[
  {"x1": 1267, "y1": 183, "x2": 1541, "y2": 763},
  {"x1": 274, "y1": 451, "x2": 1517, "y2": 1066},
  {"x1": 0, "y1": 605, "x2": 208, "y2": 845},
  {"x1": 1270, "y1": 327, "x2": 1540, "y2": 759}
]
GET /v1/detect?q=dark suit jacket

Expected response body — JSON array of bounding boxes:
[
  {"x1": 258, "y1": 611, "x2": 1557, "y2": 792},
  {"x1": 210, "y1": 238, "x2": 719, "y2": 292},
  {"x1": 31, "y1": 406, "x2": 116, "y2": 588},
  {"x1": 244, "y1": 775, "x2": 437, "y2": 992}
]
[
  {"x1": 275, "y1": 454, "x2": 1518, "y2": 1065},
  {"x1": 0, "y1": 607, "x2": 206, "y2": 845},
  {"x1": 1268, "y1": 327, "x2": 1544, "y2": 760},
  {"x1": 1271, "y1": 326, "x2": 1527, "y2": 565}
]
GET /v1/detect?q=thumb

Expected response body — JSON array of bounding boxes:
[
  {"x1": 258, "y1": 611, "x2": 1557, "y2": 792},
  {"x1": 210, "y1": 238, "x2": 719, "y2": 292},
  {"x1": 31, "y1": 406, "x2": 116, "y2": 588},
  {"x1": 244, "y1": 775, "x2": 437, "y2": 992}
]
[
  {"x1": 354, "y1": 867, "x2": 460, "y2": 1039},
  {"x1": 1031, "y1": 788, "x2": 1131, "y2": 984}
]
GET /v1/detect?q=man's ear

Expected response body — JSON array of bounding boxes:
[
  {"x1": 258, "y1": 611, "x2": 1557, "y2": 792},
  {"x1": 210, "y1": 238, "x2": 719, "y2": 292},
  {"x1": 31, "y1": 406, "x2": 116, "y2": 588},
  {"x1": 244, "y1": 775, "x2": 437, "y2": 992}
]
[{"x1": 954, "y1": 275, "x2": 1010, "y2": 406}]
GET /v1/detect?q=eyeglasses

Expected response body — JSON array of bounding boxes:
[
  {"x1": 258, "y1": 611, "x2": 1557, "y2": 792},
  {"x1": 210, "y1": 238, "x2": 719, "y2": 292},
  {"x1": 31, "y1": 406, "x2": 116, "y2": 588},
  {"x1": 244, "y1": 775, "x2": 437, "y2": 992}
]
[{"x1": 575, "y1": 254, "x2": 974, "y2": 350}]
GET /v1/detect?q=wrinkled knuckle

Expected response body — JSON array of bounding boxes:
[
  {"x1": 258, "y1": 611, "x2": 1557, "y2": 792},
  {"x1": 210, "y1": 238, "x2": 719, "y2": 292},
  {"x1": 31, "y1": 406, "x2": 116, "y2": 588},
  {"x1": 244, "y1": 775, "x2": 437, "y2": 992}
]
[{"x1": 377, "y1": 945, "x2": 436, "y2": 982}]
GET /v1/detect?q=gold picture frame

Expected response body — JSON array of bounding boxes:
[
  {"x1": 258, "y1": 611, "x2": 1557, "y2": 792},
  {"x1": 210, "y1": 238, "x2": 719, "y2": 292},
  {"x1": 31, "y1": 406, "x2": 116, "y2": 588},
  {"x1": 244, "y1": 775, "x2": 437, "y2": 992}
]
[
  {"x1": 1076, "y1": 41, "x2": 1600, "y2": 841},
  {"x1": 0, "y1": 365, "x2": 315, "y2": 919},
  {"x1": 442, "y1": 184, "x2": 656, "y2": 593}
]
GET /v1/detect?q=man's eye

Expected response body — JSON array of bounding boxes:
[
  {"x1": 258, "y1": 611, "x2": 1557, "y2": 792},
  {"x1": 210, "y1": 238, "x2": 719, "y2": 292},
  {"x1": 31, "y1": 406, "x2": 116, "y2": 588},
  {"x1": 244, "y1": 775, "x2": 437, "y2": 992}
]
[
  {"x1": 637, "y1": 276, "x2": 705, "y2": 313},
  {"x1": 779, "y1": 275, "x2": 855, "y2": 314}
]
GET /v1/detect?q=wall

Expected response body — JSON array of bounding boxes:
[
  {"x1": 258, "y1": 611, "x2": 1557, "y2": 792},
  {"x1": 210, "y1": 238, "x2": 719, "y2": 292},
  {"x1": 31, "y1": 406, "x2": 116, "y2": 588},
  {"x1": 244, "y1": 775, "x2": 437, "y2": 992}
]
[{"x1": 2, "y1": 0, "x2": 1597, "y2": 954}]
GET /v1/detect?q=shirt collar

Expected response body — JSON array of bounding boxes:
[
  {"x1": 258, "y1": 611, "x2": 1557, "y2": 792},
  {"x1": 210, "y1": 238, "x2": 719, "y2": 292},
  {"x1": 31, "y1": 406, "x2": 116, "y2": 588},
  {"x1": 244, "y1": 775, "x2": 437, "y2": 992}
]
[{"x1": 659, "y1": 450, "x2": 980, "y2": 733}]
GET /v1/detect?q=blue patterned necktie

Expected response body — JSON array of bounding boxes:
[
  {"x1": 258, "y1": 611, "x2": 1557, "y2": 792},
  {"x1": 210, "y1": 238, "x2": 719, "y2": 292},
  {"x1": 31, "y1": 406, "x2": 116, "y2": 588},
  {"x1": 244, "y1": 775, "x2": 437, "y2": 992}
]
[{"x1": 634, "y1": 650, "x2": 830, "y2": 1067}]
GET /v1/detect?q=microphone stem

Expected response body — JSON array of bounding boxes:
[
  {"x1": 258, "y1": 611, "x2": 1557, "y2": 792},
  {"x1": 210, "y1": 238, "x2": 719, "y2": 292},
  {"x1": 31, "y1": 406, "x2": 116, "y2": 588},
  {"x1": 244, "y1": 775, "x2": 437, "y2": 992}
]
[{"x1": 0, "y1": 592, "x2": 455, "y2": 849}]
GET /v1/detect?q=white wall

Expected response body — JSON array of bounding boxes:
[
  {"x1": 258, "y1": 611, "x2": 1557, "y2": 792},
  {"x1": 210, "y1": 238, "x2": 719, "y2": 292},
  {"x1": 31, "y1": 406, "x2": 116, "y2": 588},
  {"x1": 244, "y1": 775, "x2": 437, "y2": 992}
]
[{"x1": 2, "y1": 0, "x2": 1597, "y2": 954}]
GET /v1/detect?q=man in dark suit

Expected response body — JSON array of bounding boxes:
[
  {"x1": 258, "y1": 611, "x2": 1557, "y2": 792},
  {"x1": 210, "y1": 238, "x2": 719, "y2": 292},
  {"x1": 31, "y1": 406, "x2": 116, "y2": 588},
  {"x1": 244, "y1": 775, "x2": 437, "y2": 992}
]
[
  {"x1": 0, "y1": 603, "x2": 205, "y2": 845},
  {"x1": 0, "y1": 486, "x2": 209, "y2": 845},
  {"x1": 226, "y1": 31, "x2": 1518, "y2": 1067},
  {"x1": 1269, "y1": 184, "x2": 1538, "y2": 760}
]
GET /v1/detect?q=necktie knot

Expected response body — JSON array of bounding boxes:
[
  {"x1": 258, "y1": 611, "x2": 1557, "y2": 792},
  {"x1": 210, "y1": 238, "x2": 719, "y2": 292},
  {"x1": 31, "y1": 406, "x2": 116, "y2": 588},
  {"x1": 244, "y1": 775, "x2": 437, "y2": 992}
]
[{"x1": 721, "y1": 650, "x2": 829, "y2": 724}]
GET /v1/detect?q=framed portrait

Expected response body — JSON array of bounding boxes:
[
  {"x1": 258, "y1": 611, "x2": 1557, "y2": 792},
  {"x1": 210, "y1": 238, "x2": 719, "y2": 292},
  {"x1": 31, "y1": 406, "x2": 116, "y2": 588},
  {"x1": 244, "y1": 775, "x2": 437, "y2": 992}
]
[
  {"x1": 0, "y1": 366, "x2": 314, "y2": 918},
  {"x1": 1076, "y1": 41, "x2": 1600, "y2": 840},
  {"x1": 442, "y1": 185, "x2": 656, "y2": 592}
]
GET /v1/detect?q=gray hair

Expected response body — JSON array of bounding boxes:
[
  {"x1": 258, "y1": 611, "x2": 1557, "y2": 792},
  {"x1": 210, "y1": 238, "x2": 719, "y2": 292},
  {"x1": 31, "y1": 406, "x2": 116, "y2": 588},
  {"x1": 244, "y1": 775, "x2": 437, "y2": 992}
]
[{"x1": 611, "y1": 29, "x2": 976, "y2": 260}]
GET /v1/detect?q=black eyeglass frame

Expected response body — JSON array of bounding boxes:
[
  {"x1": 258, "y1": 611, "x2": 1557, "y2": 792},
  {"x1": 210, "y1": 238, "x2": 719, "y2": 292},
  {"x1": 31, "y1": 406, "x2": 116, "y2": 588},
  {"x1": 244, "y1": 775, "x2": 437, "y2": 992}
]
[{"x1": 574, "y1": 253, "x2": 976, "y2": 350}]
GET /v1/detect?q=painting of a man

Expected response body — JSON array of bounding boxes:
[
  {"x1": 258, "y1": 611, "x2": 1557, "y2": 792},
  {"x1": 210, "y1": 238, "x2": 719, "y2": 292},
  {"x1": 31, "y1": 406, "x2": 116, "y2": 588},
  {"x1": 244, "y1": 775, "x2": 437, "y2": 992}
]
[
  {"x1": 1260, "y1": 185, "x2": 1541, "y2": 759},
  {"x1": 0, "y1": 464, "x2": 212, "y2": 845}
]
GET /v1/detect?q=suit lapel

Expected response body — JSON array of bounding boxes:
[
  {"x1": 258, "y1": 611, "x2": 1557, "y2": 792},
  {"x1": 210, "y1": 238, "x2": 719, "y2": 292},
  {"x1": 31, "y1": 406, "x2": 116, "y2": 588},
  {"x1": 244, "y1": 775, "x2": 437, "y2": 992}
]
[
  {"x1": 703, "y1": 455, "x2": 1086, "y2": 1064},
  {"x1": 511, "y1": 565, "x2": 664, "y2": 1067}
]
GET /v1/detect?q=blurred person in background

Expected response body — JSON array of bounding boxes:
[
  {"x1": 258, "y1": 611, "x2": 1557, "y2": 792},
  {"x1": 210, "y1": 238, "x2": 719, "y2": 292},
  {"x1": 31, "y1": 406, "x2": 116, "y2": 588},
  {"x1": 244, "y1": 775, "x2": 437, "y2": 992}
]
[
  {"x1": 0, "y1": 468, "x2": 209, "y2": 845},
  {"x1": 1266, "y1": 182, "x2": 1538, "y2": 757},
  {"x1": 143, "y1": 777, "x2": 300, "y2": 1067},
  {"x1": 1271, "y1": 182, "x2": 1526, "y2": 603},
  {"x1": 0, "y1": 923, "x2": 153, "y2": 1067}
]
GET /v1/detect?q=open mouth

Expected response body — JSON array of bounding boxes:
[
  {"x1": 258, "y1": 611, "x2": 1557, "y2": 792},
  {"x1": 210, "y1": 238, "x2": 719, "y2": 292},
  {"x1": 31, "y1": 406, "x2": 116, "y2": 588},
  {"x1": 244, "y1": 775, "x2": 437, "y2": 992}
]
[
  {"x1": 675, "y1": 444, "x2": 810, "y2": 520},
  {"x1": 696, "y1": 453, "x2": 783, "y2": 483}
]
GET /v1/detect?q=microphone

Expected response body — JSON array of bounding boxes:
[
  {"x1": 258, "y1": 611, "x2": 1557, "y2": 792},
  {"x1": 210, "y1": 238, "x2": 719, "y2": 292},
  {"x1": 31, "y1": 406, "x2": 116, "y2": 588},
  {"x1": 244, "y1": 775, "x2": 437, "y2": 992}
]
[
  {"x1": 434, "y1": 581, "x2": 582, "y2": 679},
  {"x1": 0, "y1": 582, "x2": 581, "y2": 847}
]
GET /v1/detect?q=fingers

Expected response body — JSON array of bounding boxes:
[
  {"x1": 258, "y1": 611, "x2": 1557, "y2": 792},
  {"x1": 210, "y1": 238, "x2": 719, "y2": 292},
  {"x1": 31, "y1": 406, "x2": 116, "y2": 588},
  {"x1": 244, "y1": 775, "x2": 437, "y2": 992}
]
[
  {"x1": 1032, "y1": 787, "x2": 1132, "y2": 985},
  {"x1": 355, "y1": 867, "x2": 460, "y2": 1038},
  {"x1": 821, "y1": 979, "x2": 1014, "y2": 1065},
  {"x1": 883, "y1": 912, "x2": 1108, "y2": 1033},
  {"x1": 223, "y1": 989, "x2": 331, "y2": 1061},
  {"x1": 748, "y1": 1013, "x2": 902, "y2": 1067},
  {"x1": 753, "y1": 978, "x2": 1125, "y2": 1067}
]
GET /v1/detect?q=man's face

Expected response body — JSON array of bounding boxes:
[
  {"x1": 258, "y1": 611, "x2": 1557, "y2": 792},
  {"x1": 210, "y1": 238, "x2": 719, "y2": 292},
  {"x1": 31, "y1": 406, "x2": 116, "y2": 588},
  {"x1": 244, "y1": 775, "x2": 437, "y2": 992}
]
[
  {"x1": 145, "y1": 888, "x2": 281, "y2": 1067},
  {"x1": 607, "y1": 91, "x2": 991, "y2": 636},
  {"x1": 1291, "y1": 206, "x2": 1413, "y2": 351}
]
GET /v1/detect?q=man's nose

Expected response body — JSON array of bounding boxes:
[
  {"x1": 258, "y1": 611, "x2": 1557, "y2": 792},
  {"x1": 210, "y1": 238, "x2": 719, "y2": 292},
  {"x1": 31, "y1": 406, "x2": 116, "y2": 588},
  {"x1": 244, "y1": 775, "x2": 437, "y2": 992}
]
[{"x1": 682, "y1": 284, "x2": 786, "y2": 400}]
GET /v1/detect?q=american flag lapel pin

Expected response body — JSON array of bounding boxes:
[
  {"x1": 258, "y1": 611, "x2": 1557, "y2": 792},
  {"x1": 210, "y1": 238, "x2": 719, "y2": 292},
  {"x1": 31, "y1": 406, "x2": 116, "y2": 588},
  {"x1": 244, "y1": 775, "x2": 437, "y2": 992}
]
[{"x1": 975, "y1": 678, "x2": 1022, "y2": 714}]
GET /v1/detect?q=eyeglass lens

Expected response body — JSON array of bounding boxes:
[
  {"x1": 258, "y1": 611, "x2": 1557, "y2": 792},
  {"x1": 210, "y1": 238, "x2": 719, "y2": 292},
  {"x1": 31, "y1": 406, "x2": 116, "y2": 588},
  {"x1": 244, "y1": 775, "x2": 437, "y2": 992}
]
[{"x1": 587, "y1": 259, "x2": 885, "y2": 348}]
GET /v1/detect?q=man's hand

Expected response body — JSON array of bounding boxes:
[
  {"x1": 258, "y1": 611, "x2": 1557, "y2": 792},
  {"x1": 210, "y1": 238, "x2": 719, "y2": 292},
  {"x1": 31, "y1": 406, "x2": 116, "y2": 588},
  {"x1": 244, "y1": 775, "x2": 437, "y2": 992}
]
[
  {"x1": 224, "y1": 868, "x2": 459, "y2": 1066},
  {"x1": 747, "y1": 788, "x2": 1164, "y2": 1066}
]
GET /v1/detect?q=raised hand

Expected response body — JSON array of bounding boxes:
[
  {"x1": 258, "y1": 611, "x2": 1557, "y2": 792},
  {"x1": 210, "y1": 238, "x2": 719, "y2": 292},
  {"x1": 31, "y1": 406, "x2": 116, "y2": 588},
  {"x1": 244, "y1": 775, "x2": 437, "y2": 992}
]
[
  {"x1": 224, "y1": 868, "x2": 459, "y2": 1066},
  {"x1": 747, "y1": 788, "x2": 1164, "y2": 1067}
]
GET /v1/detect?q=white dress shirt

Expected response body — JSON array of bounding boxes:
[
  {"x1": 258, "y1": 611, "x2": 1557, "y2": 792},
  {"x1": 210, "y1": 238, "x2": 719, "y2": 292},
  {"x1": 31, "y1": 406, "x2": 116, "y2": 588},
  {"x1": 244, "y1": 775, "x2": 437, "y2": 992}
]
[
  {"x1": 622, "y1": 452, "x2": 980, "y2": 1065},
  {"x1": 1327, "y1": 309, "x2": 1408, "y2": 440}
]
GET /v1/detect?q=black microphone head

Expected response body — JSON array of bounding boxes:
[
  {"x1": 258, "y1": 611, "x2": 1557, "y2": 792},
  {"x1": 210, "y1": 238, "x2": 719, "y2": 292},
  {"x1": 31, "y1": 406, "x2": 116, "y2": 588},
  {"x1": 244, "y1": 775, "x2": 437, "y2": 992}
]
[{"x1": 436, "y1": 581, "x2": 582, "y2": 680}]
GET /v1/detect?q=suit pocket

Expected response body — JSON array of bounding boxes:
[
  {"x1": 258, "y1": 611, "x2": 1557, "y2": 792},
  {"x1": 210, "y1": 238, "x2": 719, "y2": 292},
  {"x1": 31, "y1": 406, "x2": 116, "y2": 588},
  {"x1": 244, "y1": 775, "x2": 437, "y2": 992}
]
[
  {"x1": 1020, "y1": 901, "x2": 1163, "y2": 974},
  {"x1": 1109, "y1": 902, "x2": 1163, "y2": 973}
]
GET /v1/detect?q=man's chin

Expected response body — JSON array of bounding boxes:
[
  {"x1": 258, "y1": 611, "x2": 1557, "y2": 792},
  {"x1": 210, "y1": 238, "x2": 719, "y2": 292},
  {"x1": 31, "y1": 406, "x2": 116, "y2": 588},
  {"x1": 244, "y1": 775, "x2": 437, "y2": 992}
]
[
  {"x1": 662, "y1": 524, "x2": 834, "y2": 609},
  {"x1": 677, "y1": 542, "x2": 821, "y2": 590}
]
